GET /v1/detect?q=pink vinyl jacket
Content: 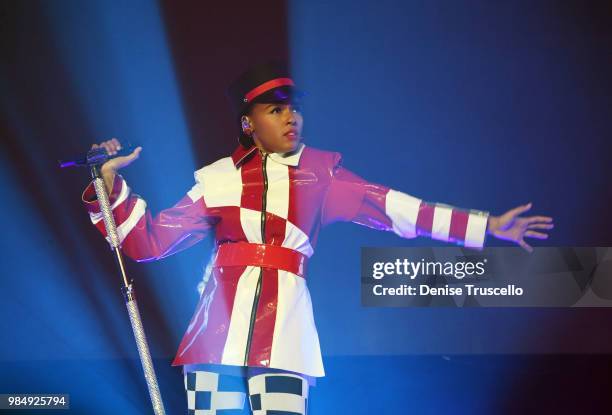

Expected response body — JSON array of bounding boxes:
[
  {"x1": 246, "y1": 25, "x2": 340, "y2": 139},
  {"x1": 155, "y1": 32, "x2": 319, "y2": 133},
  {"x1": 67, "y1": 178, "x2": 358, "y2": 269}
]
[{"x1": 82, "y1": 143, "x2": 489, "y2": 378}]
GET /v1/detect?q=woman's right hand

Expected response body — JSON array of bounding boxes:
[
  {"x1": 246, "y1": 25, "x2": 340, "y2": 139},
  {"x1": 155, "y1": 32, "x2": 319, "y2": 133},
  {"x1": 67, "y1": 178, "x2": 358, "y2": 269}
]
[
  {"x1": 91, "y1": 138, "x2": 142, "y2": 193},
  {"x1": 91, "y1": 138, "x2": 142, "y2": 174}
]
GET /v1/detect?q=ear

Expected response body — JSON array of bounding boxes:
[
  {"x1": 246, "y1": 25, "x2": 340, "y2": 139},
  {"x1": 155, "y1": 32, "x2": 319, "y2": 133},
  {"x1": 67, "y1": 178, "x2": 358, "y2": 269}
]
[{"x1": 241, "y1": 116, "x2": 252, "y2": 134}]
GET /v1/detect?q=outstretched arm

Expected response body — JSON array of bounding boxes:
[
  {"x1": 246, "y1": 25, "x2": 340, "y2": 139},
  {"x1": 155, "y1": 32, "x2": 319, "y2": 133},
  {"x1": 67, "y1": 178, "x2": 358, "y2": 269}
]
[
  {"x1": 321, "y1": 152, "x2": 553, "y2": 252},
  {"x1": 321, "y1": 153, "x2": 489, "y2": 248}
]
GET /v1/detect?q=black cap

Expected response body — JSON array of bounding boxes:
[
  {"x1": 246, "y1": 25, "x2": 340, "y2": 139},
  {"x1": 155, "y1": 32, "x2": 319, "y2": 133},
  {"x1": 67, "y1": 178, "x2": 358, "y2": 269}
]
[
  {"x1": 227, "y1": 61, "x2": 303, "y2": 147},
  {"x1": 227, "y1": 60, "x2": 303, "y2": 114}
]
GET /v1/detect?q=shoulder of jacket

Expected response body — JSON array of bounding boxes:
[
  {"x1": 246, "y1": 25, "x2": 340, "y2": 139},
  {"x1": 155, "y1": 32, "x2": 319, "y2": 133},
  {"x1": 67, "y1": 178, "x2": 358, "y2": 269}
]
[
  {"x1": 301, "y1": 146, "x2": 342, "y2": 167},
  {"x1": 193, "y1": 156, "x2": 235, "y2": 182}
]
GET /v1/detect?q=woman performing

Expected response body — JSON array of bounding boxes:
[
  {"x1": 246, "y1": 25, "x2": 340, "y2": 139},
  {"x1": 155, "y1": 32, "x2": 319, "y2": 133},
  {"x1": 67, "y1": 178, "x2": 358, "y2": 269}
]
[{"x1": 82, "y1": 61, "x2": 554, "y2": 414}]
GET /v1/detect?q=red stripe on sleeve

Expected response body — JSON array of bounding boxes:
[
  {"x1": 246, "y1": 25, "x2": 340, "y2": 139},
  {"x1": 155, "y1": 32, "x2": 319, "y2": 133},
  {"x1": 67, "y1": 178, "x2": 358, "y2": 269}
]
[
  {"x1": 82, "y1": 174, "x2": 124, "y2": 213},
  {"x1": 448, "y1": 209, "x2": 469, "y2": 244},
  {"x1": 416, "y1": 202, "x2": 435, "y2": 237}
]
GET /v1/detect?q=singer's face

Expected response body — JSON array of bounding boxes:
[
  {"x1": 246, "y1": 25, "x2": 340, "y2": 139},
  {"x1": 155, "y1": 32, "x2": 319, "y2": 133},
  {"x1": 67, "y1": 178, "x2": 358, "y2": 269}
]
[{"x1": 247, "y1": 102, "x2": 303, "y2": 154}]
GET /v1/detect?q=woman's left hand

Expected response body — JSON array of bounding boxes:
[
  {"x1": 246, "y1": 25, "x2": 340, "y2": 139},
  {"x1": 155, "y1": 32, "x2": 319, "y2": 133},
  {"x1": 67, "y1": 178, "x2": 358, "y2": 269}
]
[{"x1": 486, "y1": 203, "x2": 554, "y2": 253}]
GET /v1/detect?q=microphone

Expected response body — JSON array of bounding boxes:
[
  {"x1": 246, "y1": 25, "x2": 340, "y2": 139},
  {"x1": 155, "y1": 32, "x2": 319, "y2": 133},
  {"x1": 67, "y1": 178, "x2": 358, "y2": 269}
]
[{"x1": 58, "y1": 144, "x2": 139, "y2": 168}]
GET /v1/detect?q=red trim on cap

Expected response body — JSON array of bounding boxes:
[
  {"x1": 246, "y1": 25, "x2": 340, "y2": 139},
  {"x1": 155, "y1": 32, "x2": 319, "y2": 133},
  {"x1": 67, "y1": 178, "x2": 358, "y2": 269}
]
[{"x1": 244, "y1": 78, "x2": 295, "y2": 102}]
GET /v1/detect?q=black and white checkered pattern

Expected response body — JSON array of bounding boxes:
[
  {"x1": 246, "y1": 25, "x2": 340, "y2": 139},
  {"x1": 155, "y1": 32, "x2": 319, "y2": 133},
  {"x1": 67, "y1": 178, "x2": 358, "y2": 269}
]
[
  {"x1": 248, "y1": 373, "x2": 309, "y2": 415},
  {"x1": 185, "y1": 371, "x2": 249, "y2": 414},
  {"x1": 184, "y1": 371, "x2": 309, "y2": 414}
]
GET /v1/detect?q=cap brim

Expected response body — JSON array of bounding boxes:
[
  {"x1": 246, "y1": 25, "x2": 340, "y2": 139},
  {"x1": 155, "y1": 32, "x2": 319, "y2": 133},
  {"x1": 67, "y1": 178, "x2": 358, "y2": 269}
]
[{"x1": 252, "y1": 85, "x2": 306, "y2": 104}]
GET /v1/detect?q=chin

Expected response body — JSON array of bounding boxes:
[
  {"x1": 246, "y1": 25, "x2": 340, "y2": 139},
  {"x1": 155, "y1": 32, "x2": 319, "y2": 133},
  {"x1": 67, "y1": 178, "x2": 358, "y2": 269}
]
[{"x1": 278, "y1": 141, "x2": 299, "y2": 153}]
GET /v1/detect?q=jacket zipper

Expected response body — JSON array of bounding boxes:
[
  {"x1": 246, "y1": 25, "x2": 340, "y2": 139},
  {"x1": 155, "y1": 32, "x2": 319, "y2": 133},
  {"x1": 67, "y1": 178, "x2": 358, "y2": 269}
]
[{"x1": 244, "y1": 151, "x2": 268, "y2": 366}]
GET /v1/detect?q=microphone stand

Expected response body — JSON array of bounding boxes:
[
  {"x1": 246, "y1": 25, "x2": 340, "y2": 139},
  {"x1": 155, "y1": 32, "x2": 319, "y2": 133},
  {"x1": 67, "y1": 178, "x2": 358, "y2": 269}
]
[{"x1": 77, "y1": 154, "x2": 166, "y2": 414}]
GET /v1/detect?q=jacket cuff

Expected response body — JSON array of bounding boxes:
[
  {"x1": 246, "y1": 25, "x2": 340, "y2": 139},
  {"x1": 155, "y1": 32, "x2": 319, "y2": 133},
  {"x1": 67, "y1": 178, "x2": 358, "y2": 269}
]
[
  {"x1": 463, "y1": 209, "x2": 489, "y2": 249},
  {"x1": 82, "y1": 174, "x2": 125, "y2": 214}
]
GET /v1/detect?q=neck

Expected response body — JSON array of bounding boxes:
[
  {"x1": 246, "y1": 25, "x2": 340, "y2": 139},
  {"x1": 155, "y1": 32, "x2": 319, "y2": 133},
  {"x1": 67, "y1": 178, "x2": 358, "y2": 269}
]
[{"x1": 252, "y1": 136, "x2": 272, "y2": 154}]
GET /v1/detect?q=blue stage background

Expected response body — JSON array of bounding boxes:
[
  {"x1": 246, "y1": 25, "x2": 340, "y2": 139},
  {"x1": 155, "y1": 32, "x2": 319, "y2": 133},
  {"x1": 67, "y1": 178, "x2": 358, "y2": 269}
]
[{"x1": 1, "y1": 0, "x2": 611, "y2": 413}]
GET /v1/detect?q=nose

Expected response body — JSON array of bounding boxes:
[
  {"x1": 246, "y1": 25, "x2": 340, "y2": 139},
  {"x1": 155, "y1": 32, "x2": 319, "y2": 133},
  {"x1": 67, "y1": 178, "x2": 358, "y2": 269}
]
[{"x1": 285, "y1": 107, "x2": 297, "y2": 125}]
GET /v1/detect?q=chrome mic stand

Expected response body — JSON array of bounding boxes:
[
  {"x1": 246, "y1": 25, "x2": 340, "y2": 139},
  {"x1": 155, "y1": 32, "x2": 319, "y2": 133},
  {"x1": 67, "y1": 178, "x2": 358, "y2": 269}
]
[{"x1": 62, "y1": 147, "x2": 166, "y2": 415}]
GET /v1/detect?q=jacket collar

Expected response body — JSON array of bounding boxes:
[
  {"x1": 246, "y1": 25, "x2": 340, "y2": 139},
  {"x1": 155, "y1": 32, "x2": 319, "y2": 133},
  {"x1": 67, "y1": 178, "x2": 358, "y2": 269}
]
[{"x1": 231, "y1": 143, "x2": 305, "y2": 168}]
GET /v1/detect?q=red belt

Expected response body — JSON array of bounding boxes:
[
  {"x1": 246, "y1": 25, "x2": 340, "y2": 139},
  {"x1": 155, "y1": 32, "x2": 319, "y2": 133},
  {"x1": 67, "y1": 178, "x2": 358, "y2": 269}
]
[{"x1": 213, "y1": 243, "x2": 307, "y2": 278}]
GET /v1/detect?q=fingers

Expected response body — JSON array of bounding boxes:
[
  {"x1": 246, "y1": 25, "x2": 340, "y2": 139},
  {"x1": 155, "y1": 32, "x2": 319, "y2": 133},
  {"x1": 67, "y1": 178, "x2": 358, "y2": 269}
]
[
  {"x1": 527, "y1": 223, "x2": 554, "y2": 230},
  {"x1": 507, "y1": 202, "x2": 532, "y2": 217},
  {"x1": 518, "y1": 239, "x2": 533, "y2": 253},
  {"x1": 92, "y1": 137, "x2": 122, "y2": 155},
  {"x1": 524, "y1": 216, "x2": 553, "y2": 224},
  {"x1": 524, "y1": 230, "x2": 548, "y2": 239},
  {"x1": 127, "y1": 146, "x2": 142, "y2": 160},
  {"x1": 505, "y1": 203, "x2": 554, "y2": 223},
  {"x1": 110, "y1": 138, "x2": 121, "y2": 154},
  {"x1": 104, "y1": 138, "x2": 121, "y2": 155}
]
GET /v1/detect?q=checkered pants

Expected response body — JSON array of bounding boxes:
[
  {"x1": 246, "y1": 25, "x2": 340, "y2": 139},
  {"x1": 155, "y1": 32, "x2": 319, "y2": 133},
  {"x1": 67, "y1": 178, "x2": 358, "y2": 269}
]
[{"x1": 184, "y1": 370, "x2": 309, "y2": 414}]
